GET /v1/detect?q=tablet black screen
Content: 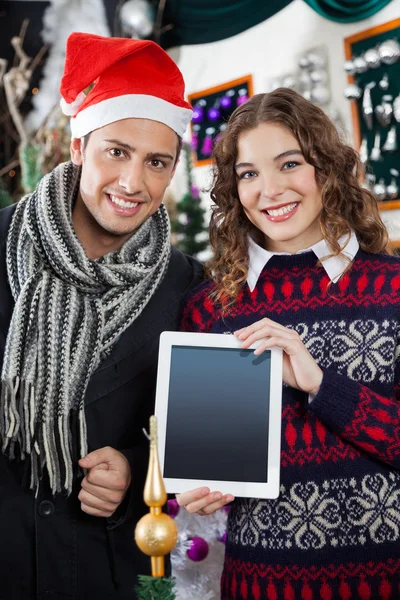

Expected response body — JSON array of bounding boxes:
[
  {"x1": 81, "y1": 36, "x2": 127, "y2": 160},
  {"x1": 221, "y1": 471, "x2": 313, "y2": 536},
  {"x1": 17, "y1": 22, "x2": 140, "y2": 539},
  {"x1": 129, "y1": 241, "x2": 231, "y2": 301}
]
[{"x1": 163, "y1": 346, "x2": 271, "y2": 483}]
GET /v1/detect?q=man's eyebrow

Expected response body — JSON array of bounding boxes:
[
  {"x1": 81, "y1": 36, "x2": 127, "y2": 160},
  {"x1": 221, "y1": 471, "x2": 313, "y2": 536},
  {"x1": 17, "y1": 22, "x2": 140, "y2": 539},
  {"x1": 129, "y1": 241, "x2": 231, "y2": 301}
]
[
  {"x1": 145, "y1": 152, "x2": 175, "y2": 162},
  {"x1": 104, "y1": 139, "x2": 135, "y2": 152}
]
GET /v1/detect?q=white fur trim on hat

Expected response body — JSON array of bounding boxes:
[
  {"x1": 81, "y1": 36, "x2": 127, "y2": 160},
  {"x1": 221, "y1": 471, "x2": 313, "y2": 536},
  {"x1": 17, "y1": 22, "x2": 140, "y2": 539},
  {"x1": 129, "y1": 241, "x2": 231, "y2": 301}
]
[
  {"x1": 70, "y1": 94, "x2": 193, "y2": 138},
  {"x1": 60, "y1": 91, "x2": 87, "y2": 117}
]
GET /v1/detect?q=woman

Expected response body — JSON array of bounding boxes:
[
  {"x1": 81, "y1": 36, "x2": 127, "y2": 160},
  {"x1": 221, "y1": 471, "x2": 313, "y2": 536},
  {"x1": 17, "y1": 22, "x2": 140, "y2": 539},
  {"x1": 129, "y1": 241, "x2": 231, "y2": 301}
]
[{"x1": 178, "y1": 89, "x2": 400, "y2": 599}]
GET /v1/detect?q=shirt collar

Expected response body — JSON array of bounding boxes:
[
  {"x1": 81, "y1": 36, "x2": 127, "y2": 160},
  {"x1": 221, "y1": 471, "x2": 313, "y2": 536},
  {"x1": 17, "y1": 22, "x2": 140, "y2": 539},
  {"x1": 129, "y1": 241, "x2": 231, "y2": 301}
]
[{"x1": 247, "y1": 232, "x2": 359, "y2": 292}]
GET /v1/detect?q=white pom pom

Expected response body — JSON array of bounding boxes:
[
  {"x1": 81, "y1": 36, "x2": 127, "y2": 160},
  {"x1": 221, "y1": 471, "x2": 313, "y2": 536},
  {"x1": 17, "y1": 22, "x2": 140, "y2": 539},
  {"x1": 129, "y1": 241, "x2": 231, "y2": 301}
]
[{"x1": 60, "y1": 91, "x2": 87, "y2": 116}]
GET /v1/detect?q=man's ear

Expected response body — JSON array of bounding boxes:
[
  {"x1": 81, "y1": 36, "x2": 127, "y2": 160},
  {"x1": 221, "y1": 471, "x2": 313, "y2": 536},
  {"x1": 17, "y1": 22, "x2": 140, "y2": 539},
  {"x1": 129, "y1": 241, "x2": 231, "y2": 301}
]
[{"x1": 70, "y1": 137, "x2": 83, "y2": 165}]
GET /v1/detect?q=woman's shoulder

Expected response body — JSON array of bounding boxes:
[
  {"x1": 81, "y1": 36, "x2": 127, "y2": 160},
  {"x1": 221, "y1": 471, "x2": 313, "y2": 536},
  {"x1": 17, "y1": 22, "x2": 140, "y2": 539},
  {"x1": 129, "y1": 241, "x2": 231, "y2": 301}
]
[
  {"x1": 182, "y1": 278, "x2": 217, "y2": 309},
  {"x1": 356, "y1": 249, "x2": 400, "y2": 271}
]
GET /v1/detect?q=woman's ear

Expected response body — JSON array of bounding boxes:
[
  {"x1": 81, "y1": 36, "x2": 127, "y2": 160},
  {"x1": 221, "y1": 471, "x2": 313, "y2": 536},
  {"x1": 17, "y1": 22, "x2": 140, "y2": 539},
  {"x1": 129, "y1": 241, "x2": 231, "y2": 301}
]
[{"x1": 70, "y1": 137, "x2": 83, "y2": 165}]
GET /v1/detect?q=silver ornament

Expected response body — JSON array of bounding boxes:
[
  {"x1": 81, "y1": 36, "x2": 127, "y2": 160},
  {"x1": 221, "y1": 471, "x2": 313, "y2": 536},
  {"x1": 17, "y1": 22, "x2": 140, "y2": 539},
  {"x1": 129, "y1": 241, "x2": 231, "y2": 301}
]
[
  {"x1": 298, "y1": 71, "x2": 312, "y2": 92},
  {"x1": 299, "y1": 56, "x2": 311, "y2": 69},
  {"x1": 370, "y1": 131, "x2": 381, "y2": 162},
  {"x1": 120, "y1": 0, "x2": 155, "y2": 39},
  {"x1": 307, "y1": 51, "x2": 326, "y2": 69},
  {"x1": 382, "y1": 125, "x2": 398, "y2": 153},
  {"x1": 359, "y1": 137, "x2": 368, "y2": 165},
  {"x1": 310, "y1": 85, "x2": 330, "y2": 106},
  {"x1": 374, "y1": 96, "x2": 393, "y2": 128},
  {"x1": 343, "y1": 59, "x2": 355, "y2": 75},
  {"x1": 373, "y1": 178, "x2": 387, "y2": 202},
  {"x1": 362, "y1": 82, "x2": 376, "y2": 130},
  {"x1": 353, "y1": 56, "x2": 368, "y2": 73},
  {"x1": 363, "y1": 48, "x2": 381, "y2": 69},
  {"x1": 387, "y1": 169, "x2": 399, "y2": 200},
  {"x1": 282, "y1": 75, "x2": 297, "y2": 90},
  {"x1": 310, "y1": 69, "x2": 328, "y2": 84},
  {"x1": 393, "y1": 94, "x2": 400, "y2": 122},
  {"x1": 379, "y1": 73, "x2": 389, "y2": 90},
  {"x1": 344, "y1": 83, "x2": 362, "y2": 100},
  {"x1": 378, "y1": 39, "x2": 400, "y2": 65}
]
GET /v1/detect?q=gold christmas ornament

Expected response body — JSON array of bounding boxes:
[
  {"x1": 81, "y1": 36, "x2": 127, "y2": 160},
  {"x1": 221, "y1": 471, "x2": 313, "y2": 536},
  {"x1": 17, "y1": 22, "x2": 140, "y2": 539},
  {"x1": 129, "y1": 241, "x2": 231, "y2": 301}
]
[{"x1": 134, "y1": 416, "x2": 178, "y2": 577}]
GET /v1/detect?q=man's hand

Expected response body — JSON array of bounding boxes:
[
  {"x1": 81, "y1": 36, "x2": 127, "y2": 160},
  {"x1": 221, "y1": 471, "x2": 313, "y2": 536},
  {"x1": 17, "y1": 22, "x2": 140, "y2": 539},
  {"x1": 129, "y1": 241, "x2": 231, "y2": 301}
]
[{"x1": 78, "y1": 446, "x2": 131, "y2": 517}]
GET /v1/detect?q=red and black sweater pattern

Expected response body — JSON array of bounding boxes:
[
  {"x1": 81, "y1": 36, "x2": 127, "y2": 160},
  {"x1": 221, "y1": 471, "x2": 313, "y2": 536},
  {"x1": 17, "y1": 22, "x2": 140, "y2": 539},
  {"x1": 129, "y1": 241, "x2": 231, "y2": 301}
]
[{"x1": 180, "y1": 250, "x2": 400, "y2": 600}]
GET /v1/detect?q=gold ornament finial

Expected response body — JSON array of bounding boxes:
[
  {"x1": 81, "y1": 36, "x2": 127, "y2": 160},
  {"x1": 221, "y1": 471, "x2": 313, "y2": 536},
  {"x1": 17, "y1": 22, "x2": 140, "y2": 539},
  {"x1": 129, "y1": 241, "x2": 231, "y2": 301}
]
[{"x1": 135, "y1": 416, "x2": 178, "y2": 577}]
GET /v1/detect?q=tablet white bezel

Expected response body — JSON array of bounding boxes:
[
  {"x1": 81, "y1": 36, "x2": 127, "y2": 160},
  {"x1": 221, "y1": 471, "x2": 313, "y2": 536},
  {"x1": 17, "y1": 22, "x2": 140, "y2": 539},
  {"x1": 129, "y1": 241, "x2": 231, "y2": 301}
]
[{"x1": 154, "y1": 331, "x2": 283, "y2": 499}]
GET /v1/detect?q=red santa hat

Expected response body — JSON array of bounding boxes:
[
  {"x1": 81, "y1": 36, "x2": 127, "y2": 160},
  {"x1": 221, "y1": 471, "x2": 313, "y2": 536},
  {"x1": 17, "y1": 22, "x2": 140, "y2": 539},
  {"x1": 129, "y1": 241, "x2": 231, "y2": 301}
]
[{"x1": 60, "y1": 32, "x2": 193, "y2": 139}]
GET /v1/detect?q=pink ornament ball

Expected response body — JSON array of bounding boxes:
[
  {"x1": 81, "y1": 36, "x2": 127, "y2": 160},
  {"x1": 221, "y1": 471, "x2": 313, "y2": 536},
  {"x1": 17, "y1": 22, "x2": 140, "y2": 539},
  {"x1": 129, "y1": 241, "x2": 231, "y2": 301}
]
[
  {"x1": 187, "y1": 536, "x2": 209, "y2": 561},
  {"x1": 218, "y1": 531, "x2": 227, "y2": 544},
  {"x1": 167, "y1": 498, "x2": 180, "y2": 518}
]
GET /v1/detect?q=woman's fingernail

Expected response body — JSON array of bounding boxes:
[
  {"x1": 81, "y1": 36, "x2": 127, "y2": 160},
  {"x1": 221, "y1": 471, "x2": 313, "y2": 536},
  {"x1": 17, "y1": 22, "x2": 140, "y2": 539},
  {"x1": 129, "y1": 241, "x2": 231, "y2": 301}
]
[{"x1": 214, "y1": 492, "x2": 222, "y2": 500}]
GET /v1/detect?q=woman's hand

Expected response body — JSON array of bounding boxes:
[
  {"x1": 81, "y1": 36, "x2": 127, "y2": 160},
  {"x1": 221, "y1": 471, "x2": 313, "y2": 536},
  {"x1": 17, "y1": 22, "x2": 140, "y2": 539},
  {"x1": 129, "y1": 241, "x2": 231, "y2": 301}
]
[
  {"x1": 176, "y1": 487, "x2": 234, "y2": 515},
  {"x1": 235, "y1": 318, "x2": 323, "y2": 396}
]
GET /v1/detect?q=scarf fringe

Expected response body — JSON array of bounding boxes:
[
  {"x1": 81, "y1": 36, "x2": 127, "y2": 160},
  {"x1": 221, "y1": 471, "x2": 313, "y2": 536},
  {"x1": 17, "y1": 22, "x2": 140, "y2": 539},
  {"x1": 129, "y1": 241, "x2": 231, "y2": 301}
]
[{"x1": 0, "y1": 378, "x2": 88, "y2": 494}]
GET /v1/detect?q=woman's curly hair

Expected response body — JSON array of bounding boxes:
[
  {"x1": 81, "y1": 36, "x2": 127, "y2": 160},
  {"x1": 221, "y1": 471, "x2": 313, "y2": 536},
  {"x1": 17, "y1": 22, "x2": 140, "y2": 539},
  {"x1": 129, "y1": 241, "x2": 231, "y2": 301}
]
[{"x1": 206, "y1": 88, "x2": 390, "y2": 307}]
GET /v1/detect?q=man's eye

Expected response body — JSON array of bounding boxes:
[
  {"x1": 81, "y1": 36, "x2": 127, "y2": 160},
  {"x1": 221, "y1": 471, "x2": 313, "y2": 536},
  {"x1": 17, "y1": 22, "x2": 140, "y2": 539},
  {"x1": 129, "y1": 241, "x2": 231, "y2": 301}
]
[
  {"x1": 150, "y1": 160, "x2": 166, "y2": 168},
  {"x1": 109, "y1": 148, "x2": 124, "y2": 157}
]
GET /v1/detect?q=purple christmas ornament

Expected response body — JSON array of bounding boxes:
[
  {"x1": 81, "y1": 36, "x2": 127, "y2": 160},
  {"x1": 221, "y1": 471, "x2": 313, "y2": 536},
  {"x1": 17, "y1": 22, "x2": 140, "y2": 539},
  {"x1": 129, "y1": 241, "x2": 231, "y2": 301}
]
[
  {"x1": 192, "y1": 106, "x2": 204, "y2": 124},
  {"x1": 201, "y1": 135, "x2": 213, "y2": 156},
  {"x1": 167, "y1": 498, "x2": 180, "y2": 518},
  {"x1": 237, "y1": 94, "x2": 249, "y2": 106},
  {"x1": 187, "y1": 536, "x2": 209, "y2": 561},
  {"x1": 207, "y1": 107, "x2": 221, "y2": 121},
  {"x1": 190, "y1": 132, "x2": 199, "y2": 152},
  {"x1": 220, "y1": 95, "x2": 232, "y2": 109},
  {"x1": 218, "y1": 531, "x2": 227, "y2": 544},
  {"x1": 190, "y1": 184, "x2": 200, "y2": 199}
]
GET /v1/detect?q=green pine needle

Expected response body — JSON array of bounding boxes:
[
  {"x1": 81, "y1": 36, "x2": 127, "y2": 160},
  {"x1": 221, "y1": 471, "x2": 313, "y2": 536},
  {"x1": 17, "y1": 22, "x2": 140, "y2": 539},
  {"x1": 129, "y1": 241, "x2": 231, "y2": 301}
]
[{"x1": 135, "y1": 575, "x2": 176, "y2": 600}]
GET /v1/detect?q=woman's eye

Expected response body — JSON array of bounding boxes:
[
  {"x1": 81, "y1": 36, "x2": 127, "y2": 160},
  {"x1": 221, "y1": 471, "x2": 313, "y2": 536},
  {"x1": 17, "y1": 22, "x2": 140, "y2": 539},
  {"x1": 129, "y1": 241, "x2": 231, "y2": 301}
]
[
  {"x1": 282, "y1": 161, "x2": 300, "y2": 170},
  {"x1": 239, "y1": 171, "x2": 257, "y2": 180}
]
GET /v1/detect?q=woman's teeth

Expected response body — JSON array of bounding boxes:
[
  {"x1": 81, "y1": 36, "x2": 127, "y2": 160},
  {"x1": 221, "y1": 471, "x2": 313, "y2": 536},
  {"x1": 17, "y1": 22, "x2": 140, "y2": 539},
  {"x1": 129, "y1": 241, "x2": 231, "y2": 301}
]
[
  {"x1": 266, "y1": 202, "x2": 298, "y2": 217},
  {"x1": 109, "y1": 194, "x2": 138, "y2": 209}
]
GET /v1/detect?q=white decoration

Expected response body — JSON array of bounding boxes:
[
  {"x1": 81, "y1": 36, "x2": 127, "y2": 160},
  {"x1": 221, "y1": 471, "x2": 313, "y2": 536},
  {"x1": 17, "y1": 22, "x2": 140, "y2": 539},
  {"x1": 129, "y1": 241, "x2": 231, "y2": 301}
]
[
  {"x1": 171, "y1": 507, "x2": 228, "y2": 600},
  {"x1": 25, "y1": 0, "x2": 110, "y2": 132}
]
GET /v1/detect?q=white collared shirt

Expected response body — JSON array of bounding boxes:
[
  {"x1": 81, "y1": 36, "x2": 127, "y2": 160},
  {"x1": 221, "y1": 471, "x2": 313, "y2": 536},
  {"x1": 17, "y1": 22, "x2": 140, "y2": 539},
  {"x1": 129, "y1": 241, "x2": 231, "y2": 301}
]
[{"x1": 247, "y1": 232, "x2": 360, "y2": 292}]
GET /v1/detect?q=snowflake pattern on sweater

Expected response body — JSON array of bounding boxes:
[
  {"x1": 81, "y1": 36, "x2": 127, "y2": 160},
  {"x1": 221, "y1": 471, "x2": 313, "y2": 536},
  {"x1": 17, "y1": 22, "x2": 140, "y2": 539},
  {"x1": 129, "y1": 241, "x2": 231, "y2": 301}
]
[{"x1": 180, "y1": 250, "x2": 400, "y2": 599}]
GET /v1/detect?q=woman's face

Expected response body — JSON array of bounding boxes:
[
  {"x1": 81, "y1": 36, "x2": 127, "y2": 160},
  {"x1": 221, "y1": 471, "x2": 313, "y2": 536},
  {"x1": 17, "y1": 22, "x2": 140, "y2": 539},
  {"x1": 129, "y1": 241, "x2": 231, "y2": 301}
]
[{"x1": 235, "y1": 122, "x2": 323, "y2": 253}]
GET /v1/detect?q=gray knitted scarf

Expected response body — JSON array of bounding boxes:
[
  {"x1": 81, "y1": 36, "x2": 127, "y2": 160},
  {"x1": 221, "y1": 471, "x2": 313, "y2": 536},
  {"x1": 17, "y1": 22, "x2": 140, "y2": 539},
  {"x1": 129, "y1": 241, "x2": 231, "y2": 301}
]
[{"x1": 1, "y1": 161, "x2": 171, "y2": 494}]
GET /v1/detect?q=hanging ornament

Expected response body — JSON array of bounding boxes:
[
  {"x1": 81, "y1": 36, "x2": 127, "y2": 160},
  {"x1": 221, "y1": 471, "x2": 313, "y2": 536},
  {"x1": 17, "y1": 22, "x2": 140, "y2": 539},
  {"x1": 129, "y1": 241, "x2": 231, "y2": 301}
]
[
  {"x1": 201, "y1": 127, "x2": 215, "y2": 156},
  {"x1": 120, "y1": 0, "x2": 155, "y2": 39},
  {"x1": 344, "y1": 83, "x2": 362, "y2": 100},
  {"x1": 220, "y1": 95, "x2": 233, "y2": 109},
  {"x1": 190, "y1": 184, "x2": 200, "y2": 199},
  {"x1": 387, "y1": 169, "x2": 399, "y2": 200},
  {"x1": 353, "y1": 56, "x2": 368, "y2": 73},
  {"x1": 310, "y1": 85, "x2": 330, "y2": 106},
  {"x1": 378, "y1": 39, "x2": 400, "y2": 65},
  {"x1": 186, "y1": 537, "x2": 209, "y2": 561},
  {"x1": 379, "y1": 73, "x2": 390, "y2": 91},
  {"x1": 282, "y1": 75, "x2": 297, "y2": 90},
  {"x1": 306, "y1": 50, "x2": 326, "y2": 69},
  {"x1": 237, "y1": 88, "x2": 249, "y2": 106},
  {"x1": 310, "y1": 69, "x2": 328, "y2": 84},
  {"x1": 192, "y1": 105, "x2": 205, "y2": 124},
  {"x1": 343, "y1": 59, "x2": 355, "y2": 75},
  {"x1": 167, "y1": 498, "x2": 180, "y2": 518},
  {"x1": 363, "y1": 47, "x2": 381, "y2": 69},
  {"x1": 372, "y1": 178, "x2": 387, "y2": 201},
  {"x1": 362, "y1": 82, "x2": 376, "y2": 130},
  {"x1": 370, "y1": 131, "x2": 382, "y2": 162},
  {"x1": 382, "y1": 125, "x2": 398, "y2": 153},
  {"x1": 207, "y1": 106, "x2": 221, "y2": 121},
  {"x1": 359, "y1": 137, "x2": 368, "y2": 165}
]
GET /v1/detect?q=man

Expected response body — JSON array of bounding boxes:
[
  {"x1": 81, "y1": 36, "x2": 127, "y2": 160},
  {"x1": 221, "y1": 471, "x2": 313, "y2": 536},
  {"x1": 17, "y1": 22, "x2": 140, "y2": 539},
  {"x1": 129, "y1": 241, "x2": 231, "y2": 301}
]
[{"x1": 0, "y1": 32, "x2": 202, "y2": 599}]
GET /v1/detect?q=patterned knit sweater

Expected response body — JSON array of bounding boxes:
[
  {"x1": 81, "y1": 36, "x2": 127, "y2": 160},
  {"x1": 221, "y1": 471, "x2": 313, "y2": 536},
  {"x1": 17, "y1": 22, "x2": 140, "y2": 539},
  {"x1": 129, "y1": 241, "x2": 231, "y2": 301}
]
[{"x1": 180, "y1": 250, "x2": 400, "y2": 600}]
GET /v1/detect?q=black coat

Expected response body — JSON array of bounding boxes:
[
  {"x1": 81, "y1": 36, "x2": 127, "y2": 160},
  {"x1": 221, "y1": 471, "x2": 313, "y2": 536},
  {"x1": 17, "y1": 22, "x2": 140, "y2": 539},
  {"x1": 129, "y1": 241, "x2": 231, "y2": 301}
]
[{"x1": 0, "y1": 204, "x2": 203, "y2": 600}]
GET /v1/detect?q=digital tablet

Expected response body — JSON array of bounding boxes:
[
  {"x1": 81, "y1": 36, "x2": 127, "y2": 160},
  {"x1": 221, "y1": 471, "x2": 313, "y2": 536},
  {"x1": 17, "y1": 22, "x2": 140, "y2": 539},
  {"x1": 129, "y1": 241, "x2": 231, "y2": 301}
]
[{"x1": 154, "y1": 331, "x2": 283, "y2": 499}]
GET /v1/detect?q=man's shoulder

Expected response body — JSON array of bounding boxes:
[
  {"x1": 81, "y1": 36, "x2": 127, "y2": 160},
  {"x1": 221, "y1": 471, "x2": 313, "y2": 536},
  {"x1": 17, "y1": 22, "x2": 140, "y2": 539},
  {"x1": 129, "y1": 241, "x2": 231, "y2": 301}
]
[
  {"x1": 166, "y1": 245, "x2": 204, "y2": 294},
  {"x1": 0, "y1": 203, "x2": 17, "y2": 245}
]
